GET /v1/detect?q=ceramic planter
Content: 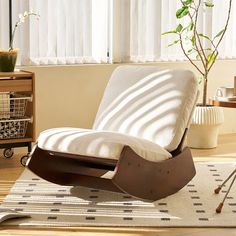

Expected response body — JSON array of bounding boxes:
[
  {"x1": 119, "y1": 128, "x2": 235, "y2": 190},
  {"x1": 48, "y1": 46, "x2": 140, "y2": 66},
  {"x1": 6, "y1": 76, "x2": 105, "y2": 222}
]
[
  {"x1": 187, "y1": 106, "x2": 224, "y2": 149},
  {"x1": 0, "y1": 50, "x2": 18, "y2": 72}
]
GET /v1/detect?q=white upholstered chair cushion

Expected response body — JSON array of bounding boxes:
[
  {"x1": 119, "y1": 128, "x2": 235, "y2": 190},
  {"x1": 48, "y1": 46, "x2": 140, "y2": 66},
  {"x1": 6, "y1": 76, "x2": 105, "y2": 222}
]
[
  {"x1": 93, "y1": 66, "x2": 198, "y2": 152},
  {"x1": 37, "y1": 127, "x2": 172, "y2": 162}
]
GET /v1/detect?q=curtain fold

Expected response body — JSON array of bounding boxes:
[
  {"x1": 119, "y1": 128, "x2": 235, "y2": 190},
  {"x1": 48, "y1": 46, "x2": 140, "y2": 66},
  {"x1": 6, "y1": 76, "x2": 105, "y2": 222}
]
[
  {"x1": 0, "y1": 0, "x2": 9, "y2": 49},
  {"x1": 29, "y1": 0, "x2": 109, "y2": 65},
  {"x1": 212, "y1": 0, "x2": 236, "y2": 59}
]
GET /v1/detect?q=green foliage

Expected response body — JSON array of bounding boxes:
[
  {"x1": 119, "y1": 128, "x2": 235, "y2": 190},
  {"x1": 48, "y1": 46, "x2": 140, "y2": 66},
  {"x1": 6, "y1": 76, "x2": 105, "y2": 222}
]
[
  {"x1": 162, "y1": 0, "x2": 232, "y2": 106},
  {"x1": 176, "y1": 24, "x2": 183, "y2": 32},
  {"x1": 214, "y1": 29, "x2": 225, "y2": 40},
  {"x1": 168, "y1": 40, "x2": 180, "y2": 47},
  {"x1": 183, "y1": 0, "x2": 194, "y2": 5},
  {"x1": 207, "y1": 52, "x2": 217, "y2": 66},
  {"x1": 161, "y1": 30, "x2": 177, "y2": 35},
  {"x1": 198, "y1": 33, "x2": 211, "y2": 41},
  {"x1": 176, "y1": 6, "x2": 189, "y2": 18},
  {"x1": 204, "y1": 1, "x2": 214, "y2": 7},
  {"x1": 197, "y1": 76, "x2": 203, "y2": 84},
  {"x1": 188, "y1": 22, "x2": 194, "y2": 31},
  {"x1": 191, "y1": 35, "x2": 195, "y2": 46}
]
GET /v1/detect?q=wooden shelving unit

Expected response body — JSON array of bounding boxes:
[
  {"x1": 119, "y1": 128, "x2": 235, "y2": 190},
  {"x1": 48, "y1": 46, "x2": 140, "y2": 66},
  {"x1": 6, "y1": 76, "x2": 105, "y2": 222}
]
[{"x1": 0, "y1": 70, "x2": 35, "y2": 165}]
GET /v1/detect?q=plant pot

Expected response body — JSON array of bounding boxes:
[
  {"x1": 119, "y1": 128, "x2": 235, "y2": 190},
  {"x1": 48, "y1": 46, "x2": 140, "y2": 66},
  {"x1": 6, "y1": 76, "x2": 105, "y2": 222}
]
[
  {"x1": 187, "y1": 106, "x2": 224, "y2": 149},
  {"x1": 0, "y1": 49, "x2": 18, "y2": 72}
]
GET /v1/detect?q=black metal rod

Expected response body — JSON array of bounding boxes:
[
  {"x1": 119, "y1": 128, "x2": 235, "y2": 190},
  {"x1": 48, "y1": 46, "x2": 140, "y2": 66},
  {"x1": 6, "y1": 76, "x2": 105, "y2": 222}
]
[{"x1": 9, "y1": 0, "x2": 12, "y2": 48}]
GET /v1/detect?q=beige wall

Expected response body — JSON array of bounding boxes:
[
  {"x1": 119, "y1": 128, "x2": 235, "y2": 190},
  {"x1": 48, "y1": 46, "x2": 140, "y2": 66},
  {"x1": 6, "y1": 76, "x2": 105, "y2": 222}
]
[{"x1": 21, "y1": 60, "x2": 236, "y2": 137}]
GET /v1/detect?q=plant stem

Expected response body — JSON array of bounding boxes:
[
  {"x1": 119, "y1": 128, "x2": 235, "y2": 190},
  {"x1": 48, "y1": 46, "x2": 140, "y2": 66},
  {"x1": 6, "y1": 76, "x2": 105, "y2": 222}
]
[
  {"x1": 202, "y1": 72, "x2": 208, "y2": 106},
  {"x1": 181, "y1": 0, "x2": 207, "y2": 70},
  {"x1": 8, "y1": 12, "x2": 39, "y2": 51},
  {"x1": 9, "y1": 24, "x2": 17, "y2": 50},
  {"x1": 203, "y1": 0, "x2": 232, "y2": 105},
  {"x1": 179, "y1": 34, "x2": 204, "y2": 76},
  {"x1": 194, "y1": 1, "x2": 208, "y2": 65}
]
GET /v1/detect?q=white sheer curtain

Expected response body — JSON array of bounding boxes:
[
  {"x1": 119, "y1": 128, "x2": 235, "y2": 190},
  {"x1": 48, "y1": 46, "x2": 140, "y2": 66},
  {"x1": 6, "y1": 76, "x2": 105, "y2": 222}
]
[
  {"x1": 0, "y1": 0, "x2": 9, "y2": 49},
  {"x1": 212, "y1": 0, "x2": 236, "y2": 59},
  {"x1": 10, "y1": 0, "x2": 109, "y2": 65},
  {"x1": 113, "y1": 0, "x2": 184, "y2": 62},
  {"x1": 113, "y1": 0, "x2": 236, "y2": 63},
  {"x1": 1, "y1": 0, "x2": 236, "y2": 65},
  {"x1": 28, "y1": 0, "x2": 109, "y2": 65}
]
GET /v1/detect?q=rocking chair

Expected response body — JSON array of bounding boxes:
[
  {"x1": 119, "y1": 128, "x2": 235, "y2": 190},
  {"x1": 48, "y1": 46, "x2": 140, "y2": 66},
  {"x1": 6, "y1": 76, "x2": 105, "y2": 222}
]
[{"x1": 27, "y1": 66, "x2": 199, "y2": 201}]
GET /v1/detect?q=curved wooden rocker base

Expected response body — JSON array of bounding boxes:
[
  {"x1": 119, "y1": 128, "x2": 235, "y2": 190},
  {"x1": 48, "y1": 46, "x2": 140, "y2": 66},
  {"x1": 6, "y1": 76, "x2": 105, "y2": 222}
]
[{"x1": 27, "y1": 146, "x2": 196, "y2": 202}]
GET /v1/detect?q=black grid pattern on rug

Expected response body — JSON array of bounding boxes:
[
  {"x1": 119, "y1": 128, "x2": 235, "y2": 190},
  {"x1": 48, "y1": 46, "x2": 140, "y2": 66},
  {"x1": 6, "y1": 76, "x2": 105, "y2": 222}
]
[{"x1": 1, "y1": 162, "x2": 236, "y2": 227}]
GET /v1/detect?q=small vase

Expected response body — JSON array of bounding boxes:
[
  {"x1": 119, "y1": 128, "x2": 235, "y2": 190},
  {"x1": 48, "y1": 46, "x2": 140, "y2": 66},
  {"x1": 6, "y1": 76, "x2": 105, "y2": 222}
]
[{"x1": 0, "y1": 49, "x2": 18, "y2": 72}]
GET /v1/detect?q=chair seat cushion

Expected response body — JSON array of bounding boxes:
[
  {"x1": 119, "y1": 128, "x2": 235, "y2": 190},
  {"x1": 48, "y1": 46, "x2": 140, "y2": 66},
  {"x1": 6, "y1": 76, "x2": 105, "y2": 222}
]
[{"x1": 37, "y1": 127, "x2": 172, "y2": 162}]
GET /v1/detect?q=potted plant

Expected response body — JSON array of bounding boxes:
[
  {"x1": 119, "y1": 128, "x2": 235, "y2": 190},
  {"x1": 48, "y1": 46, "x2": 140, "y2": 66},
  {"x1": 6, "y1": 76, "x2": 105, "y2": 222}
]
[
  {"x1": 163, "y1": 0, "x2": 233, "y2": 148},
  {"x1": 0, "y1": 11, "x2": 39, "y2": 72}
]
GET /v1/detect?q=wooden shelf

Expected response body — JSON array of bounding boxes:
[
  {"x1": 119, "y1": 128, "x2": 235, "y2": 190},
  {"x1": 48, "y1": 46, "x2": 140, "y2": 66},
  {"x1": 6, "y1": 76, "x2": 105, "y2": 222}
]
[
  {"x1": 0, "y1": 137, "x2": 33, "y2": 145},
  {"x1": 0, "y1": 70, "x2": 33, "y2": 78},
  {"x1": 0, "y1": 70, "x2": 36, "y2": 151},
  {"x1": 209, "y1": 98, "x2": 236, "y2": 108},
  {"x1": 0, "y1": 79, "x2": 32, "y2": 92}
]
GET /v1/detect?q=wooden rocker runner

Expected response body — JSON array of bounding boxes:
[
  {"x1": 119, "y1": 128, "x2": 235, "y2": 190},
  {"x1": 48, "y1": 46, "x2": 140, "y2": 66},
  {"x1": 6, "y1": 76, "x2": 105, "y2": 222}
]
[{"x1": 27, "y1": 66, "x2": 199, "y2": 201}]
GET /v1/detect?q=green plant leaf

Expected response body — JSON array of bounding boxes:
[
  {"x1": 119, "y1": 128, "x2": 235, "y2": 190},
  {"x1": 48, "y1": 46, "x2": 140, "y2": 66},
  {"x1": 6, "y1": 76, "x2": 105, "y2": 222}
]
[
  {"x1": 182, "y1": 0, "x2": 194, "y2": 5},
  {"x1": 197, "y1": 76, "x2": 203, "y2": 84},
  {"x1": 176, "y1": 24, "x2": 183, "y2": 33},
  {"x1": 176, "y1": 6, "x2": 189, "y2": 18},
  {"x1": 213, "y1": 29, "x2": 224, "y2": 40},
  {"x1": 207, "y1": 52, "x2": 217, "y2": 66},
  {"x1": 168, "y1": 40, "x2": 180, "y2": 47},
  {"x1": 162, "y1": 30, "x2": 177, "y2": 35},
  {"x1": 198, "y1": 33, "x2": 210, "y2": 41},
  {"x1": 196, "y1": 54, "x2": 200, "y2": 60},
  {"x1": 188, "y1": 22, "x2": 194, "y2": 31},
  {"x1": 191, "y1": 35, "x2": 195, "y2": 46},
  {"x1": 204, "y1": 1, "x2": 214, "y2": 7}
]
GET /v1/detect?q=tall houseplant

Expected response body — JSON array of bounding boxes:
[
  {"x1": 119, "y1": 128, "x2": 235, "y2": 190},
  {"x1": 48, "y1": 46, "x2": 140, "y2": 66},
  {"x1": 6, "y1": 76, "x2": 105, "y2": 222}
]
[{"x1": 163, "y1": 0, "x2": 233, "y2": 148}]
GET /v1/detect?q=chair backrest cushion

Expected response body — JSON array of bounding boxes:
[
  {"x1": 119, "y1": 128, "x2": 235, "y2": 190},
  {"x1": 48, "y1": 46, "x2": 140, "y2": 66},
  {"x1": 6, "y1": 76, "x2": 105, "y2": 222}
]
[{"x1": 93, "y1": 66, "x2": 198, "y2": 152}]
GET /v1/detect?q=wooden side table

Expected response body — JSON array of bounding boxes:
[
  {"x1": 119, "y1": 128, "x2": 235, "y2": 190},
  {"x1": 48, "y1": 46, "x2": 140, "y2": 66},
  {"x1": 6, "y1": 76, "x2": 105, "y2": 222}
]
[
  {"x1": 209, "y1": 98, "x2": 236, "y2": 213},
  {"x1": 0, "y1": 70, "x2": 36, "y2": 166}
]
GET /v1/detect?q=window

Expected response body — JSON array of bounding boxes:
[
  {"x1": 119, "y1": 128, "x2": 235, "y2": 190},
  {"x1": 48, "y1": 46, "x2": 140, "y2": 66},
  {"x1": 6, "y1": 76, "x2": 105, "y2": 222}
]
[
  {"x1": 2, "y1": 0, "x2": 109, "y2": 65},
  {"x1": 1, "y1": 0, "x2": 235, "y2": 65}
]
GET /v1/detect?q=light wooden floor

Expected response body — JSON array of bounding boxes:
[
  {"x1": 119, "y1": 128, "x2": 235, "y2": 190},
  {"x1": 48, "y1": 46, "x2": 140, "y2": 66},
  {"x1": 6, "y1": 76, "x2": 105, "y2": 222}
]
[{"x1": 0, "y1": 134, "x2": 236, "y2": 236}]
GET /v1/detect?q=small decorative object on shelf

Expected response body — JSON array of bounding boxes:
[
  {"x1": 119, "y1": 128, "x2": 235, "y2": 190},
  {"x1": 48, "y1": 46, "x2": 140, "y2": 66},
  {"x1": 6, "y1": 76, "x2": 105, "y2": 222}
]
[
  {"x1": 0, "y1": 10, "x2": 39, "y2": 72},
  {"x1": 0, "y1": 50, "x2": 18, "y2": 72},
  {"x1": 214, "y1": 86, "x2": 236, "y2": 101},
  {"x1": 0, "y1": 70, "x2": 35, "y2": 166}
]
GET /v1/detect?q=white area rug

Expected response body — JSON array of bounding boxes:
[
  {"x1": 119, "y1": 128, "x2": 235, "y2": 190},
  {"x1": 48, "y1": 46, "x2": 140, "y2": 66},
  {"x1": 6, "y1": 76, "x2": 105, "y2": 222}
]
[{"x1": 1, "y1": 162, "x2": 236, "y2": 227}]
